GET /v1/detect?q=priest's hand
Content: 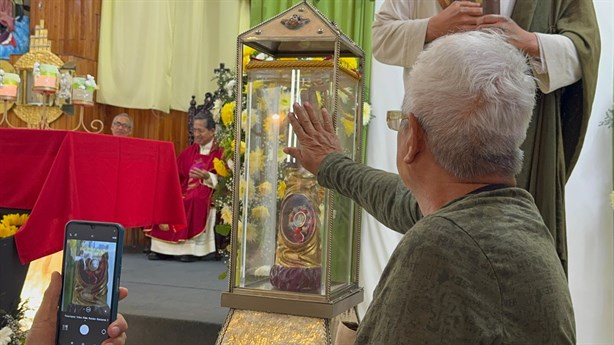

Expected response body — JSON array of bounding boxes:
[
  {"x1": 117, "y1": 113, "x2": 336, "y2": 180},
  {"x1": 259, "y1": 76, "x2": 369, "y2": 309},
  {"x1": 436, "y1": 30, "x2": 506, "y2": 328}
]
[
  {"x1": 477, "y1": 15, "x2": 540, "y2": 57},
  {"x1": 25, "y1": 271, "x2": 129, "y2": 345},
  {"x1": 426, "y1": 1, "x2": 483, "y2": 43},
  {"x1": 284, "y1": 102, "x2": 342, "y2": 175},
  {"x1": 189, "y1": 167, "x2": 210, "y2": 180}
]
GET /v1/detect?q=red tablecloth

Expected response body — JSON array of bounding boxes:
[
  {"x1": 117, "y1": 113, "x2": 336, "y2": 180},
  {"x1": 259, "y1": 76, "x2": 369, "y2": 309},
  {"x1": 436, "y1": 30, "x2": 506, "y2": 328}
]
[{"x1": 0, "y1": 128, "x2": 186, "y2": 263}]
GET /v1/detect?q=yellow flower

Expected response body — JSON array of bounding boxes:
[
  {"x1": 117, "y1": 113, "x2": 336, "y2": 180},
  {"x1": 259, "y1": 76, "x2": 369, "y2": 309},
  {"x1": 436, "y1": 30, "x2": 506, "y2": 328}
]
[
  {"x1": 221, "y1": 205, "x2": 233, "y2": 225},
  {"x1": 277, "y1": 181, "x2": 287, "y2": 199},
  {"x1": 252, "y1": 205, "x2": 270, "y2": 221},
  {"x1": 0, "y1": 224, "x2": 18, "y2": 238},
  {"x1": 279, "y1": 92, "x2": 291, "y2": 111},
  {"x1": 248, "y1": 148, "x2": 265, "y2": 176},
  {"x1": 213, "y1": 158, "x2": 229, "y2": 177},
  {"x1": 231, "y1": 139, "x2": 246, "y2": 155},
  {"x1": 258, "y1": 181, "x2": 273, "y2": 196},
  {"x1": 245, "y1": 222, "x2": 258, "y2": 243},
  {"x1": 263, "y1": 116, "x2": 272, "y2": 137},
  {"x1": 241, "y1": 110, "x2": 257, "y2": 131},
  {"x1": 340, "y1": 115, "x2": 355, "y2": 136},
  {"x1": 340, "y1": 57, "x2": 358, "y2": 71},
  {"x1": 0, "y1": 213, "x2": 29, "y2": 238},
  {"x1": 243, "y1": 46, "x2": 256, "y2": 68},
  {"x1": 221, "y1": 102, "x2": 235, "y2": 127},
  {"x1": 239, "y1": 178, "x2": 256, "y2": 199}
]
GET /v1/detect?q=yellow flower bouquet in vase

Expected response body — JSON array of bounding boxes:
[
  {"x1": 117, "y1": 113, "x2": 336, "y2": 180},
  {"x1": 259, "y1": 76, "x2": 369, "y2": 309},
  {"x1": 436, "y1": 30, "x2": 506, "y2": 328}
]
[{"x1": 0, "y1": 210, "x2": 30, "y2": 318}]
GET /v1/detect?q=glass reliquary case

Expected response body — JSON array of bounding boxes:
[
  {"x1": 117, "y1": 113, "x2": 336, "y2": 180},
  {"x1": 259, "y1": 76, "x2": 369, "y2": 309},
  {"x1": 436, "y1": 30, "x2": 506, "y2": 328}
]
[{"x1": 220, "y1": 1, "x2": 365, "y2": 320}]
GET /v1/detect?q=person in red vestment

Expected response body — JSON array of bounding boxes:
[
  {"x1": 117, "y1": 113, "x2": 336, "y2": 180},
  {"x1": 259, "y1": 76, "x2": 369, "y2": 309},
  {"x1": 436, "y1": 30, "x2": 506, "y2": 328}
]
[{"x1": 146, "y1": 114, "x2": 223, "y2": 262}]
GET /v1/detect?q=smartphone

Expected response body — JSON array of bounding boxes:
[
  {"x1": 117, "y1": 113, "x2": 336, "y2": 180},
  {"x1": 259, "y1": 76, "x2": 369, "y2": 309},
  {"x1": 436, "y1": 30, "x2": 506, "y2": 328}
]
[{"x1": 56, "y1": 220, "x2": 124, "y2": 345}]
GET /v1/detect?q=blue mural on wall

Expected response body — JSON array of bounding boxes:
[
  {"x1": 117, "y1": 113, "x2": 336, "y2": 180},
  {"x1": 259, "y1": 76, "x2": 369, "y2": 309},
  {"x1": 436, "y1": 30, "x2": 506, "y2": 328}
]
[{"x1": 0, "y1": 0, "x2": 30, "y2": 60}]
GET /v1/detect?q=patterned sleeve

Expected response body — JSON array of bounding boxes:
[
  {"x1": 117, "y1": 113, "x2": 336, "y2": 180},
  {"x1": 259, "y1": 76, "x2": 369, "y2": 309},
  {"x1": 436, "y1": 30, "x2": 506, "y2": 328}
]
[{"x1": 316, "y1": 153, "x2": 421, "y2": 234}]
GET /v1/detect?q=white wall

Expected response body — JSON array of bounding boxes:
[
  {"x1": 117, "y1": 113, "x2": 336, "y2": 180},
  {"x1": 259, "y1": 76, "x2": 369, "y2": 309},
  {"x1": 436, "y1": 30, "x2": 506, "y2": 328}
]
[
  {"x1": 363, "y1": 1, "x2": 614, "y2": 343},
  {"x1": 567, "y1": 1, "x2": 614, "y2": 343}
]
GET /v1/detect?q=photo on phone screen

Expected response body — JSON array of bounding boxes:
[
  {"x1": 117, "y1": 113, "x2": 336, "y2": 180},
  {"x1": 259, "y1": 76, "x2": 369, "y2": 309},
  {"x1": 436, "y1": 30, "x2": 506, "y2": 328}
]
[{"x1": 57, "y1": 221, "x2": 124, "y2": 345}]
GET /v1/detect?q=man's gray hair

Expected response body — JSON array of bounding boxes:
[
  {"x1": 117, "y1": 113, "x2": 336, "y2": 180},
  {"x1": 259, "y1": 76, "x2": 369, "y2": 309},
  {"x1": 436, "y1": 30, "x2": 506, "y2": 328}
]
[
  {"x1": 113, "y1": 113, "x2": 133, "y2": 128},
  {"x1": 403, "y1": 30, "x2": 536, "y2": 180}
]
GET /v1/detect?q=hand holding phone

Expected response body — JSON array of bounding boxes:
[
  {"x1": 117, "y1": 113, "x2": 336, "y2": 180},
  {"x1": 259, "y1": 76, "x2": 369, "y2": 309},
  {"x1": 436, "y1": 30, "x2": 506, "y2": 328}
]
[
  {"x1": 55, "y1": 221, "x2": 125, "y2": 345},
  {"x1": 24, "y1": 272, "x2": 128, "y2": 345}
]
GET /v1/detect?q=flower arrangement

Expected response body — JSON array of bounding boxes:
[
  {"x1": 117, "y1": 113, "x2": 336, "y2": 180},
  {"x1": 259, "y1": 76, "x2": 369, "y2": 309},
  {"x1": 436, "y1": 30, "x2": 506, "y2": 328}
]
[
  {"x1": 0, "y1": 214, "x2": 29, "y2": 239},
  {"x1": 0, "y1": 301, "x2": 27, "y2": 345}
]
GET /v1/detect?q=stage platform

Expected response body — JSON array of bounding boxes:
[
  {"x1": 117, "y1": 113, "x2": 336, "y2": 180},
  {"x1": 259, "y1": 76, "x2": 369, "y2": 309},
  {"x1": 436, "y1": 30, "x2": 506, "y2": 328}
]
[{"x1": 118, "y1": 246, "x2": 228, "y2": 344}]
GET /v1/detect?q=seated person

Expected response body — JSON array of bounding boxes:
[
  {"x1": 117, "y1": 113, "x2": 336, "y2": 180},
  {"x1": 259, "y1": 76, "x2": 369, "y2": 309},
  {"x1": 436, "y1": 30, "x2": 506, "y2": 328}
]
[
  {"x1": 110, "y1": 113, "x2": 133, "y2": 137},
  {"x1": 146, "y1": 113, "x2": 223, "y2": 262}
]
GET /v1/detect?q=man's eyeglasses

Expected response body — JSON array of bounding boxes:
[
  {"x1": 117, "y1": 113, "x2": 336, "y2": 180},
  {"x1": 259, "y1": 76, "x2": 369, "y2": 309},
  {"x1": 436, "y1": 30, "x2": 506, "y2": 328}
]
[
  {"x1": 112, "y1": 121, "x2": 132, "y2": 129},
  {"x1": 386, "y1": 111, "x2": 406, "y2": 131}
]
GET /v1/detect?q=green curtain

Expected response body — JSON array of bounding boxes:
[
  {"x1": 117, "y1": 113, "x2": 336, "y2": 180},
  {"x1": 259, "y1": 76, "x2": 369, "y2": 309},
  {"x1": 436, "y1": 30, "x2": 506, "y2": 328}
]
[{"x1": 250, "y1": 0, "x2": 374, "y2": 100}]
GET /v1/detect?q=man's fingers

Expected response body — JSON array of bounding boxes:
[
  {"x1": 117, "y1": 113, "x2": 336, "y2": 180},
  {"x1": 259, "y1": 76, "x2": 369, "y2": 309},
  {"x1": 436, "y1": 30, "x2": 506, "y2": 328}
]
[
  {"x1": 477, "y1": 14, "x2": 506, "y2": 25},
  {"x1": 287, "y1": 111, "x2": 306, "y2": 137},
  {"x1": 108, "y1": 314, "x2": 128, "y2": 337},
  {"x1": 119, "y1": 287, "x2": 128, "y2": 301},
  {"x1": 459, "y1": 7, "x2": 483, "y2": 16},
  {"x1": 283, "y1": 147, "x2": 300, "y2": 160},
  {"x1": 303, "y1": 101, "x2": 325, "y2": 132},
  {"x1": 36, "y1": 271, "x2": 61, "y2": 318},
  {"x1": 321, "y1": 108, "x2": 335, "y2": 133},
  {"x1": 292, "y1": 102, "x2": 316, "y2": 134}
]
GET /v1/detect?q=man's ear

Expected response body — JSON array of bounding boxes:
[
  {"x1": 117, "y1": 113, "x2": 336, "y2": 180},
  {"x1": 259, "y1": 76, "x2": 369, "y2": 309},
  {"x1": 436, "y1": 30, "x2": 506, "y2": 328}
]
[{"x1": 403, "y1": 113, "x2": 423, "y2": 164}]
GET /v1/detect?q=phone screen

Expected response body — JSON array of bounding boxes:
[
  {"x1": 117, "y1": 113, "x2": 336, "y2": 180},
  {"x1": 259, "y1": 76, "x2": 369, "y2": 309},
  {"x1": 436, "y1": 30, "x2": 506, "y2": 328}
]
[{"x1": 57, "y1": 221, "x2": 123, "y2": 345}]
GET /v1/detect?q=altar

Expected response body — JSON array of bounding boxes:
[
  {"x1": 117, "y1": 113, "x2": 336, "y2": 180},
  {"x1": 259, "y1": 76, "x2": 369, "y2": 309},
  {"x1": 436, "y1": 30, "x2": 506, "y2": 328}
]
[{"x1": 0, "y1": 128, "x2": 186, "y2": 263}]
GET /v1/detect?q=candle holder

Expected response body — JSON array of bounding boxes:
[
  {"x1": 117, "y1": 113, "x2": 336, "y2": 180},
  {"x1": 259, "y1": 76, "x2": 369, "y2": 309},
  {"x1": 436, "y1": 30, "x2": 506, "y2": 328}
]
[
  {"x1": 71, "y1": 75, "x2": 102, "y2": 133},
  {"x1": 0, "y1": 68, "x2": 20, "y2": 128}
]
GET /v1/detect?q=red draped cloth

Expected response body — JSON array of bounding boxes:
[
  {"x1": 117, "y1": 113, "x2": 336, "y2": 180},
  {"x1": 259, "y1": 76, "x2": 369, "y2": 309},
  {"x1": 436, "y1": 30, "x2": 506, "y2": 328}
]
[
  {"x1": 147, "y1": 143, "x2": 223, "y2": 242},
  {"x1": 0, "y1": 128, "x2": 186, "y2": 263}
]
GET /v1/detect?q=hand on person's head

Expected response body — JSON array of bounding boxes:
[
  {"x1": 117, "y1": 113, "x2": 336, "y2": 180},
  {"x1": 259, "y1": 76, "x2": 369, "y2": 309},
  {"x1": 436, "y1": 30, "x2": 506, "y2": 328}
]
[
  {"x1": 25, "y1": 272, "x2": 129, "y2": 345},
  {"x1": 426, "y1": 1, "x2": 483, "y2": 42},
  {"x1": 283, "y1": 102, "x2": 342, "y2": 175},
  {"x1": 477, "y1": 15, "x2": 539, "y2": 57}
]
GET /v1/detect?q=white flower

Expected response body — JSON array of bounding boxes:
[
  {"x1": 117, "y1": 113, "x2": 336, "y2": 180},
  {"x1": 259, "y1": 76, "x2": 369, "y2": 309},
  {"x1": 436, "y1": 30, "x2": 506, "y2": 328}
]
[
  {"x1": 362, "y1": 102, "x2": 373, "y2": 126},
  {"x1": 224, "y1": 79, "x2": 236, "y2": 91},
  {"x1": 0, "y1": 326, "x2": 13, "y2": 345},
  {"x1": 84, "y1": 74, "x2": 97, "y2": 88},
  {"x1": 33, "y1": 62, "x2": 41, "y2": 77},
  {"x1": 213, "y1": 99, "x2": 222, "y2": 111},
  {"x1": 227, "y1": 159, "x2": 234, "y2": 171}
]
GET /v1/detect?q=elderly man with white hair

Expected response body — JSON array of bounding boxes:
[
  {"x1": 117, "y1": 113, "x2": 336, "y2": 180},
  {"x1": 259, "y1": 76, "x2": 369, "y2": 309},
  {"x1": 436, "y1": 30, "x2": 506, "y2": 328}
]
[{"x1": 285, "y1": 30, "x2": 574, "y2": 344}]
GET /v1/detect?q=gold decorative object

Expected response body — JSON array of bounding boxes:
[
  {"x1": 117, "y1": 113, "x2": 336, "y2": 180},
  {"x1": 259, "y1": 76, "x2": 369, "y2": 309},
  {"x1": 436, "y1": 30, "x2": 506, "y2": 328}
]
[
  {"x1": 13, "y1": 20, "x2": 63, "y2": 128},
  {"x1": 10, "y1": 20, "x2": 103, "y2": 132},
  {"x1": 218, "y1": 1, "x2": 365, "y2": 343},
  {"x1": 72, "y1": 106, "x2": 103, "y2": 133}
]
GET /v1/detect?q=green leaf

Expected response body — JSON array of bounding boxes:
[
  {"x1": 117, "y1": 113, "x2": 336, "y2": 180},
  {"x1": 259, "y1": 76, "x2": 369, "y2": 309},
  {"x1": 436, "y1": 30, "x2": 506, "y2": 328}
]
[
  {"x1": 215, "y1": 224, "x2": 231, "y2": 236},
  {"x1": 218, "y1": 271, "x2": 228, "y2": 280}
]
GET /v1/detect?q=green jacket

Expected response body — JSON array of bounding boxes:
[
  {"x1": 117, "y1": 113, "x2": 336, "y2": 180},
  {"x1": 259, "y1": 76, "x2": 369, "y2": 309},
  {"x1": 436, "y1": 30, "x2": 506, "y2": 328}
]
[{"x1": 318, "y1": 153, "x2": 575, "y2": 344}]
